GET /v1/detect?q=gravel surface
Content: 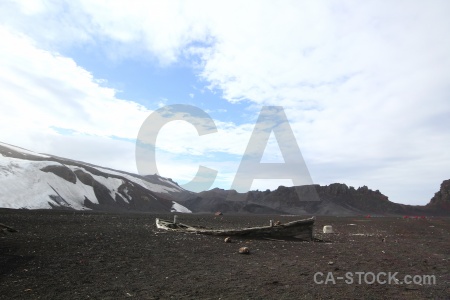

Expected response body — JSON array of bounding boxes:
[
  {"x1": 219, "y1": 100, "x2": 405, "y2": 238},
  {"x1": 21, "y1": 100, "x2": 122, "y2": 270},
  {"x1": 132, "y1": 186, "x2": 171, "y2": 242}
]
[{"x1": 1, "y1": 209, "x2": 449, "y2": 299}]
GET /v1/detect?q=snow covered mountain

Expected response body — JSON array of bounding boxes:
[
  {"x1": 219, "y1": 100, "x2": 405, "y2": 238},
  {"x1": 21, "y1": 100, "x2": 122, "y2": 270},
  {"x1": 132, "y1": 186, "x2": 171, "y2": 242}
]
[{"x1": 0, "y1": 141, "x2": 193, "y2": 213}]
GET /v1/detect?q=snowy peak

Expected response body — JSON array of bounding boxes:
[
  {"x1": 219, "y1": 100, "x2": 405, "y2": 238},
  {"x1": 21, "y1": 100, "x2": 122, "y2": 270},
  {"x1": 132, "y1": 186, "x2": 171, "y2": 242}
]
[{"x1": 0, "y1": 141, "x2": 192, "y2": 212}]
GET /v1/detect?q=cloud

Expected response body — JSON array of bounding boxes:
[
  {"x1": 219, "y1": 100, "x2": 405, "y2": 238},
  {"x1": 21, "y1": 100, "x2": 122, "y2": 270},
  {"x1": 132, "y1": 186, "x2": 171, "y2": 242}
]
[
  {"x1": 195, "y1": 1, "x2": 450, "y2": 204},
  {"x1": 0, "y1": 0, "x2": 214, "y2": 64},
  {"x1": 0, "y1": 25, "x2": 150, "y2": 168}
]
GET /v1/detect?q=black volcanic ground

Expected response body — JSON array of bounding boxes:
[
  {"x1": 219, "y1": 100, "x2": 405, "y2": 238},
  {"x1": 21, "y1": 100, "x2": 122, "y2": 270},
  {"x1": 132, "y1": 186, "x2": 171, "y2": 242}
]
[{"x1": 1, "y1": 209, "x2": 449, "y2": 299}]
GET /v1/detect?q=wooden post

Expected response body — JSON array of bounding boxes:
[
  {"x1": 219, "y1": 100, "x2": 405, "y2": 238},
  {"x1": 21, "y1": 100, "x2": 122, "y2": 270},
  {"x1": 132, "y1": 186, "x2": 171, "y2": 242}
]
[
  {"x1": 174, "y1": 215, "x2": 178, "y2": 224},
  {"x1": 270, "y1": 220, "x2": 273, "y2": 227}
]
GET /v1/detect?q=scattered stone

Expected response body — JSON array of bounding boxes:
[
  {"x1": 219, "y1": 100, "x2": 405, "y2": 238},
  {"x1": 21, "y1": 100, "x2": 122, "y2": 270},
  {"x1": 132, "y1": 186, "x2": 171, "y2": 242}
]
[
  {"x1": 323, "y1": 225, "x2": 334, "y2": 233},
  {"x1": 405, "y1": 285, "x2": 419, "y2": 290},
  {"x1": 224, "y1": 237, "x2": 232, "y2": 243},
  {"x1": 239, "y1": 247, "x2": 250, "y2": 254},
  {"x1": 328, "y1": 261, "x2": 334, "y2": 265}
]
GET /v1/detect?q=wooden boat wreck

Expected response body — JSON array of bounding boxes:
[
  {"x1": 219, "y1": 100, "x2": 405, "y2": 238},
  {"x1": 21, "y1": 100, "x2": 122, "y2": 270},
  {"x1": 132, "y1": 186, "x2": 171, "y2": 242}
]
[{"x1": 155, "y1": 217, "x2": 315, "y2": 240}]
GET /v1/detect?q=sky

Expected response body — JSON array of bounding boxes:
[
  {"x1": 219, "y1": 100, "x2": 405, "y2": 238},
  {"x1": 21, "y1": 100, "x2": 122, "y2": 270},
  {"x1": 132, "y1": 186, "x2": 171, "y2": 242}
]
[{"x1": 0, "y1": 0, "x2": 449, "y2": 205}]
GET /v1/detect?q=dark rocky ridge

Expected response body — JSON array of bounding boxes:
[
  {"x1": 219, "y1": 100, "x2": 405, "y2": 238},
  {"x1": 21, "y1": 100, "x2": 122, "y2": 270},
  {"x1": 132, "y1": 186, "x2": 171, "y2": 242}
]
[
  {"x1": 426, "y1": 179, "x2": 450, "y2": 211},
  {"x1": 181, "y1": 183, "x2": 449, "y2": 216},
  {"x1": 41, "y1": 165, "x2": 77, "y2": 184}
]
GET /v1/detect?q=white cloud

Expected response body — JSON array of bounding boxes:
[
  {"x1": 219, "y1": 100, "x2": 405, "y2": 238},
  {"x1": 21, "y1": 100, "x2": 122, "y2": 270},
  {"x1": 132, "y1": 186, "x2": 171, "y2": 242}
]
[
  {"x1": 195, "y1": 1, "x2": 450, "y2": 204},
  {"x1": 0, "y1": 26, "x2": 150, "y2": 168}
]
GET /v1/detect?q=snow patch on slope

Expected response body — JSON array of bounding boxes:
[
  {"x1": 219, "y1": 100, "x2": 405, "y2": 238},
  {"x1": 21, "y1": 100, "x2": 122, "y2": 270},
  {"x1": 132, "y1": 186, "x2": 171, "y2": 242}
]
[
  {"x1": 115, "y1": 192, "x2": 129, "y2": 204},
  {"x1": 171, "y1": 201, "x2": 192, "y2": 213},
  {"x1": 94, "y1": 166, "x2": 184, "y2": 194},
  {"x1": 67, "y1": 166, "x2": 123, "y2": 200},
  {"x1": 0, "y1": 155, "x2": 93, "y2": 209},
  {"x1": 121, "y1": 187, "x2": 132, "y2": 203}
]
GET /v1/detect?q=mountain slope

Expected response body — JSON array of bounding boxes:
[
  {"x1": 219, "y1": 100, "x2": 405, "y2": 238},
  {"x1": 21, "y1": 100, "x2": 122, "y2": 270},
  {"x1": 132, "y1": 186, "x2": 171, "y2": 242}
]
[
  {"x1": 426, "y1": 179, "x2": 450, "y2": 212},
  {"x1": 0, "y1": 141, "x2": 193, "y2": 212},
  {"x1": 1, "y1": 141, "x2": 448, "y2": 216}
]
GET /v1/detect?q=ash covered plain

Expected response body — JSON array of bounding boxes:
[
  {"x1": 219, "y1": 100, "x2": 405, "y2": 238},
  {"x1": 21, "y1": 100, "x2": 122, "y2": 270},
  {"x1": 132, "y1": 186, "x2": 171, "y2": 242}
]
[{"x1": 1, "y1": 209, "x2": 449, "y2": 299}]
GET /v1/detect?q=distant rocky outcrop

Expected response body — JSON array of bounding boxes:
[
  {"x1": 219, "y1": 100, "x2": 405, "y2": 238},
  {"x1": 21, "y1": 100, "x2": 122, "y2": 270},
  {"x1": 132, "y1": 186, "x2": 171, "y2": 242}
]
[
  {"x1": 426, "y1": 179, "x2": 450, "y2": 211},
  {"x1": 182, "y1": 183, "x2": 448, "y2": 216}
]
